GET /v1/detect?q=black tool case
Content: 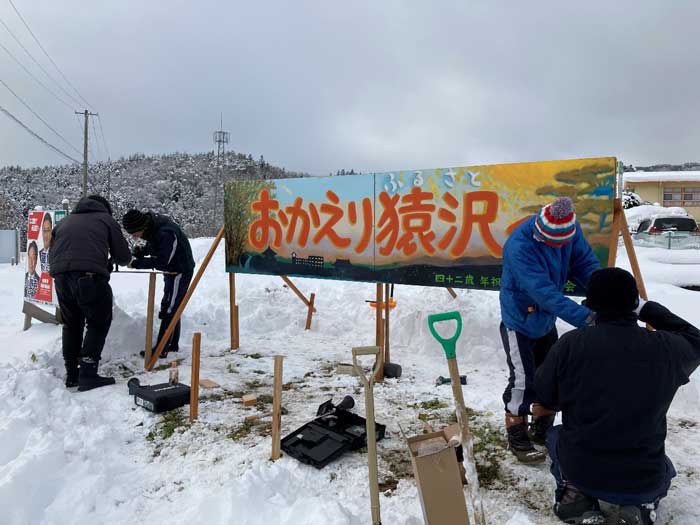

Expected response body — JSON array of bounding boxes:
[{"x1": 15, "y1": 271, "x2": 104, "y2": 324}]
[
  {"x1": 281, "y1": 409, "x2": 386, "y2": 469},
  {"x1": 130, "y1": 382, "x2": 190, "y2": 413}
]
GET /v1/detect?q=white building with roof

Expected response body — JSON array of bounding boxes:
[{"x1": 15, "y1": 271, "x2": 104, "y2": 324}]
[{"x1": 623, "y1": 171, "x2": 700, "y2": 219}]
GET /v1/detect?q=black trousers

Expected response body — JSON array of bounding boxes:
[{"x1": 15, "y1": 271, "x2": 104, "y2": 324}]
[
  {"x1": 54, "y1": 272, "x2": 113, "y2": 369},
  {"x1": 155, "y1": 271, "x2": 193, "y2": 353}
]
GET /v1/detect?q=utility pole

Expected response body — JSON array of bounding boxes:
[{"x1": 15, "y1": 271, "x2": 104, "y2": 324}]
[
  {"x1": 213, "y1": 115, "x2": 230, "y2": 233},
  {"x1": 75, "y1": 109, "x2": 98, "y2": 198}
]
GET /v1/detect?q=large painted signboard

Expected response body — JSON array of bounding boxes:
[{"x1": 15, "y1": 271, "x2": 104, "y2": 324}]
[
  {"x1": 224, "y1": 157, "x2": 616, "y2": 293},
  {"x1": 25, "y1": 209, "x2": 67, "y2": 305}
]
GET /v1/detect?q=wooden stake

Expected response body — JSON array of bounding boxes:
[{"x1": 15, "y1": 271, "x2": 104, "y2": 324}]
[
  {"x1": 280, "y1": 275, "x2": 317, "y2": 312},
  {"x1": 375, "y1": 284, "x2": 384, "y2": 381},
  {"x1": 147, "y1": 226, "x2": 225, "y2": 370},
  {"x1": 447, "y1": 287, "x2": 457, "y2": 299},
  {"x1": 608, "y1": 199, "x2": 622, "y2": 267},
  {"x1": 189, "y1": 332, "x2": 201, "y2": 423},
  {"x1": 619, "y1": 209, "x2": 648, "y2": 300},
  {"x1": 271, "y1": 355, "x2": 284, "y2": 461},
  {"x1": 305, "y1": 292, "x2": 315, "y2": 330},
  {"x1": 144, "y1": 272, "x2": 156, "y2": 367},
  {"x1": 229, "y1": 272, "x2": 239, "y2": 350},
  {"x1": 384, "y1": 283, "x2": 391, "y2": 364}
]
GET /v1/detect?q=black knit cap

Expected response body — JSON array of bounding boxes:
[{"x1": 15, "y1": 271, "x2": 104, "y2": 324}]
[
  {"x1": 585, "y1": 267, "x2": 639, "y2": 315},
  {"x1": 87, "y1": 194, "x2": 113, "y2": 216},
  {"x1": 122, "y1": 209, "x2": 149, "y2": 233}
]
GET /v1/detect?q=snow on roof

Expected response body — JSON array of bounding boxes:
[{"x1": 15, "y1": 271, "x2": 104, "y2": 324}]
[{"x1": 624, "y1": 171, "x2": 700, "y2": 183}]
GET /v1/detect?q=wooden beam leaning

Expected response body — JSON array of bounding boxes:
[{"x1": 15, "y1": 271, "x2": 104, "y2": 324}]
[
  {"x1": 608, "y1": 198, "x2": 623, "y2": 267},
  {"x1": 271, "y1": 355, "x2": 284, "y2": 461},
  {"x1": 280, "y1": 275, "x2": 317, "y2": 313},
  {"x1": 305, "y1": 293, "x2": 315, "y2": 330},
  {"x1": 144, "y1": 272, "x2": 156, "y2": 367},
  {"x1": 189, "y1": 332, "x2": 201, "y2": 423},
  {"x1": 447, "y1": 287, "x2": 457, "y2": 299},
  {"x1": 147, "y1": 226, "x2": 226, "y2": 370},
  {"x1": 374, "y1": 284, "x2": 384, "y2": 382},
  {"x1": 229, "y1": 272, "x2": 239, "y2": 350},
  {"x1": 618, "y1": 206, "x2": 648, "y2": 300},
  {"x1": 384, "y1": 283, "x2": 391, "y2": 365}
]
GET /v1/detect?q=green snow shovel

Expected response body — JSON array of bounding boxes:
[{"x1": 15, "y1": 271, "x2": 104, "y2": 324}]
[
  {"x1": 352, "y1": 345, "x2": 383, "y2": 525},
  {"x1": 428, "y1": 311, "x2": 486, "y2": 525}
]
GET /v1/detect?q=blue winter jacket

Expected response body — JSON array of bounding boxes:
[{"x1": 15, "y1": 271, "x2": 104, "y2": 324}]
[{"x1": 499, "y1": 215, "x2": 599, "y2": 339}]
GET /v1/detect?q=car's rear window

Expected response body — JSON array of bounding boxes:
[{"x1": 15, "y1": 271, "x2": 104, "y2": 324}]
[{"x1": 652, "y1": 217, "x2": 698, "y2": 231}]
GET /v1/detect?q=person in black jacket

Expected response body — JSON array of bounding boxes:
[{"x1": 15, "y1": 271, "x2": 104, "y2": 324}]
[
  {"x1": 535, "y1": 267, "x2": 700, "y2": 524},
  {"x1": 122, "y1": 209, "x2": 195, "y2": 359},
  {"x1": 50, "y1": 195, "x2": 131, "y2": 391}
]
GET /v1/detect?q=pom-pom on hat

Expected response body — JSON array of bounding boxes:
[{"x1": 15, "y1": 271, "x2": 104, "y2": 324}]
[{"x1": 534, "y1": 197, "x2": 577, "y2": 247}]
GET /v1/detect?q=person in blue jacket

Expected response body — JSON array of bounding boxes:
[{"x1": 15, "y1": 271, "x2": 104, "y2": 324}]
[
  {"x1": 499, "y1": 197, "x2": 599, "y2": 463},
  {"x1": 122, "y1": 209, "x2": 195, "y2": 359}
]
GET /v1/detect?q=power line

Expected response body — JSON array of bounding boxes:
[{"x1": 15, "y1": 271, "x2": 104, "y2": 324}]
[
  {"x1": 0, "y1": 76, "x2": 81, "y2": 155},
  {"x1": 0, "y1": 39, "x2": 73, "y2": 110},
  {"x1": 0, "y1": 103, "x2": 80, "y2": 164},
  {"x1": 90, "y1": 115, "x2": 101, "y2": 160},
  {"x1": 96, "y1": 114, "x2": 110, "y2": 160},
  {"x1": 0, "y1": 14, "x2": 83, "y2": 109},
  {"x1": 7, "y1": 0, "x2": 92, "y2": 110}
]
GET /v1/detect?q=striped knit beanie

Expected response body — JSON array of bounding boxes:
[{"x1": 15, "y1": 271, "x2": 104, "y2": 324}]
[{"x1": 534, "y1": 197, "x2": 576, "y2": 247}]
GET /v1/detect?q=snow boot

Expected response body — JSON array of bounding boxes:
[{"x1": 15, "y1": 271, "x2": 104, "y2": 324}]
[
  {"x1": 530, "y1": 403, "x2": 556, "y2": 445},
  {"x1": 77, "y1": 359, "x2": 115, "y2": 392},
  {"x1": 553, "y1": 484, "x2": 604, "y2": 524},
  {"x1": 617, "y1": 504, "x2": 656, "y2": 524},
  {"x1": 506, "y1": 413, "x2": 546, "y2": 463},
  {"x1": 65, "y1": 369, "x2": 79, "y2": 388}
]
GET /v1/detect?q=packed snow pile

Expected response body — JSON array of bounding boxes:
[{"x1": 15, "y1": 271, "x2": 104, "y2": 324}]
[
  {"x1": 0, "y1": 239, "x2": 699, "y2": 524},
  {"x1": 624, "y1": 204, "x2": 691, "y2": 232}
]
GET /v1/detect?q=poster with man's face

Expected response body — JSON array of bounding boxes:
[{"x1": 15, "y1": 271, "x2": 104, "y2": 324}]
[{"x1": 25, "y1": 210, "x2": 66, "y2": 305}]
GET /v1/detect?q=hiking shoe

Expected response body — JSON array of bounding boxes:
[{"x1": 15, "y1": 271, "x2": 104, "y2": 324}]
[
  {"x1": 554, "y1": 484, "x2": 604, "y2": 524},
  {"x1": 77, "y1": 359, "x2": 116, "y2": 392},
  {"x1": 65, "y1": 367, "x2": 79, "y2": 388},
  {"x1": 530, "y1": 414, "x2": 556, "y2": 445},
  {"x1": 617, "y1": 504, "x2": 656, "y2": 524},
  {"x1": 507, "y1": 422, "x2": 547, "y2": 463}
]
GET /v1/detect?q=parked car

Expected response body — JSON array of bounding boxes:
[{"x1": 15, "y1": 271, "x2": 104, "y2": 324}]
[{"x1": 634, "y1": 214, "x2": 700, "y2": 237}]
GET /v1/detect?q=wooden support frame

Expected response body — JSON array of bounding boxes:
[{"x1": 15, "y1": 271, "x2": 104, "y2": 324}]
[
  {"x1": 305, "y1": 293, "x2": 315, "y2": 330},
  {"x1": 189, "y1": 332, "x2": 201, "y2": 423},
  {"x1": 608, "y1": 198, "x2": 648, "y2": 300},
  {"x1": 280, "y1": 275, "x2": 317, "y2": 329},
  {"x1": 144, "y1": 272, "x2": 156, "y2": 367},
  {"x1": 446, "y1": 287, "x2": 457, "y2": 299},
  {"x1": 383, "y1": 283, "x2": 391, "y2": 365},
  {"x1": 229, "y1": 273, "x2": 239, "y2": 350},
  {"x1": 22, "y1": 301, "x2": 60, "y2": 331},
  {"x1": 271, "y1": 355, "x2": 284, "y2": 461},
  {"x1": 374, "y1": 284, "x2": 384, "y2": 381},
  {"x1": 147, "y1": 226, "x2": 226, "y2": 370}
]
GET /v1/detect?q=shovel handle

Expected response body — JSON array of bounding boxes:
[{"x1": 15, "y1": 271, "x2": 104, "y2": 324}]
[
  {"x1": 352, "y1": 345, "x2": 382, "y2": 388},
  {"x1": 427, "y1": 311, "x2": 462, "y2": 359}
]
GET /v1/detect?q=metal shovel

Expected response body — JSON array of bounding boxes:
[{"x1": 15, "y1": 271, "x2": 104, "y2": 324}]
[
  {"x1": 352, "y1": 345, "x2": 383, "y2": 525},
  {"x1": 428, "y1": 311, "x2": 486, "y2": 525}
]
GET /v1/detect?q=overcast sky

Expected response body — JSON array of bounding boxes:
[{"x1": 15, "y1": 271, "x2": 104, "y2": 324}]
[{"x1": 1, "y1": 1, "x2": 699, "y2": 174}]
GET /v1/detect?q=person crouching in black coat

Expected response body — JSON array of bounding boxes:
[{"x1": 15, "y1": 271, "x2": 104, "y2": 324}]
[
  {"x1": 49, "y1": 195, "x2": 131, "y2": 391},
  {"x1": 535, "y1": 267, "x2": 700, "y2": 524},
  {"x1": 122, "y1": 209, "x2": 195, "y2": 359}
]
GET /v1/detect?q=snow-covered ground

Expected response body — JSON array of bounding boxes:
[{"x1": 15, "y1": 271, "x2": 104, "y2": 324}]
[{"x1": 1, "y1": 239, "x2": 698, "y2": 525}]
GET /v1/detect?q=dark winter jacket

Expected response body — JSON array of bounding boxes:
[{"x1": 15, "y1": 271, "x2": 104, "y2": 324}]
[
  {"x1": 49, "y1": 198, "x2": 131, "y2": 278},
  {"x1": 534, "y1": 301, "x2": 700, "y2": 495},
  {"x1": 499, "y1": 216, "x2": 599, "y2": 339},
  {"x1": 130, "y1": 213, "x2": 194, "y2": 274}
]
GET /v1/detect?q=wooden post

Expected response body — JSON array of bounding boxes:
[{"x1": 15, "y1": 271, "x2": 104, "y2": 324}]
[
  {"x1": 619, "y1": 208, "x2": 648, "y2": 300},
  {"x1": 608, "y1": 199, "x2": 623, "y2": 267},
  {"x1": 280, "y1": 275, "x2": 317, "y2": 312},
  {"x1": 375, "y1": 284, "x2": 384, "y2": 381},
  {"x1": 384, "y1": 283, "x2": 391, "y2": 364},
  {"x1": 144, "y1": 272, "x2": 156, "y2": 367},
  {"x1": 446, "y1": 287, "x2": 457, "y2": 299},
  {"x1": 305, "y1": 293, "x2": 315, "y2": 330},
  {"x1": 229, "y1": 272, "x2": 239, "y2": 350},
  {"x1": 23, "y1": 313, "x2": 31, "y2": 331},
  {"x1": 147, "y1": 226, "x2": 225, "y2": 370},
  {"x1": 189, "y1": 332, "x2": 201, "y2": 423},
  {"x1": 271, "y1": 355, "x2": 284, "y2": 461}
]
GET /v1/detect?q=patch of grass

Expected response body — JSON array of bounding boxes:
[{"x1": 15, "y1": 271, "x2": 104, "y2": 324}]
[
  {"x1": 227, "y1": 363, "x2": 237, "y2": 374},
  {"x1": 678, "y1": 419, "x2": 697, "y2": 429},
  {"x1": 282, "y1": 380, "x2": 306, "y2": 391},
  {"x1": 418, "y1": 413, "x2": 439, "y2": 422},
  {"x1": 228, "y1": 418, "x2": 272, "y2": 441},
  {"x1": 471, "y1": 419, "x2": 508, "y2": 487},
  {"x1": 410, "y1": 399, "x2": 449, "y2": 410},
  {"x1": 159, "y1": 409, "x2": 188, "y2": 440},
  {"x1": 246, "y1": 353, "x2": 263, "y2": 359},
  {"x1": 253, "y1": 369, "x2": 265, "y2": 375},
  {"x1": 245, "y1": 379, "x2": 263, "y2": 390},
  {"x1": 200, "y1": 389, "x2": 244, "y2": 402},
  {"x1": 30, "y1": 353, "x2": 37, "y2": 363},
  {"x1": 257, "y1": 394, "x2": 274, "y2": 404}
]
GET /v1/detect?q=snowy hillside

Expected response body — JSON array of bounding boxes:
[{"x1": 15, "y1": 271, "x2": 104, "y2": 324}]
[
  {"x1": 0, "y1": 151, "x2": 306, "y2": 240},
  {"x1": 0, "y1": 241, "x2": 699, "y2": 524}
]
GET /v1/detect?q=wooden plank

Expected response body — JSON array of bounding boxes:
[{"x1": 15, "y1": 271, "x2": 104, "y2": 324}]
[
  {"x1": 608, "y1": 199, "x2": 622, "y2": 267},
  {"x1": 374, "y1": 284, "x2": 384, "y2": 382},
  {"x1": 199, "y1": 378, "x2": 220, "y2": 389},
  {"x1": 280, "y1": 275, "x2": 317, "y2": 313},
  {"x1": 144, "y1": 272, "x2": 156, "y2": 367},
  {"x1": 446, "y1": 287, "x2": 457, "y2": 299},
  {"x1": 22, "y1": 301, "x2": 58, "y2": 325},
  {"x1": 229, "y1": 272, "x2": 239, "y2": 350},
  {"x1": 384, "y1": 283, "x2": 391, "y2": 365},
  {"x1": 147, "y1": 226, "x2": 225, "y2": 370},
  {"x1": 305, "y1": 292, "x2": 315, "y2": 330},
  {"x1": 619, "y1": 209, "x2": 648, "y2": 300},
  {"x1": 189, "y1": 332, "x2": 201, "y2": 423},
  {"x1": 271, "y1": 355, "x2": 284, "y2": 461}
]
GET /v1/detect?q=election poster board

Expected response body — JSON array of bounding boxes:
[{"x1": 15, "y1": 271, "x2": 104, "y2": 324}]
[
  {"x1": 25, "y1": 210, "x2": 66, "y2": 306},
  {"x1": 224, "y1": 157, "x2": 616, "y2": 295}
]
